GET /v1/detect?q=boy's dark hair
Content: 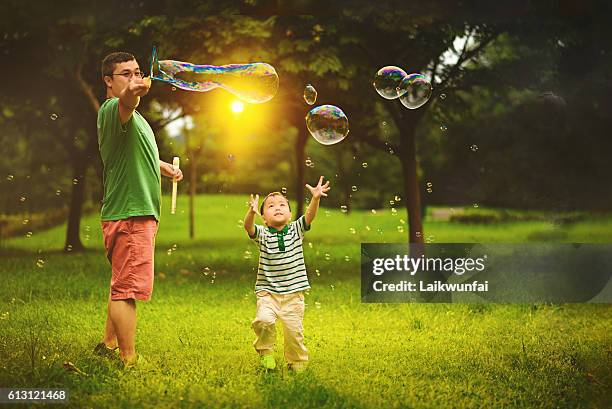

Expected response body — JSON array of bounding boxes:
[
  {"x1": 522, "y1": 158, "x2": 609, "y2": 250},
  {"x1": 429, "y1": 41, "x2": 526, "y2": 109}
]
[
  {"x1": 260, "y1": 192, "x2": 291, "y2": 215},
  {"x1": 101, "y1": 52, "x2": 136, "y2": 80}
]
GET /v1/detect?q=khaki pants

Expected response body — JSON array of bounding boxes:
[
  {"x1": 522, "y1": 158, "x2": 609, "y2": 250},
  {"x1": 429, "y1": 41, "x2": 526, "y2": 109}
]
[{"x1": 252, "y1": 291, "x2": 308, "y2": 365}]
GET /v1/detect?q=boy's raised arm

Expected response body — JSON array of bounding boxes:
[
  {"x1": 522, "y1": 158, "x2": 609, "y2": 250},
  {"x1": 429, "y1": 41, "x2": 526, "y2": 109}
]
[
  {"x1": 244, "y1": 194, "x2": 259, "y2": 237},
  {"x1": 305, "y1": 176, "x2": 331, "y2": 226}
]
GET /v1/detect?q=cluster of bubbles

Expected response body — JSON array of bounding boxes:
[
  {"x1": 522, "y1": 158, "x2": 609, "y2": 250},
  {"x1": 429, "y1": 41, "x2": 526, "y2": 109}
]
[
  {"x1": 302, "y1": 83, "x2": 349, "y2": 146},
  {"x1": 373, "y1": 66, "x2": 432, "y2": 109},
  {"x1": 166, "y1": 243, "x2": 178, "y2": 256},
  {"x1": 150, "y1": 46, "x2": 279, "y2": 104}
]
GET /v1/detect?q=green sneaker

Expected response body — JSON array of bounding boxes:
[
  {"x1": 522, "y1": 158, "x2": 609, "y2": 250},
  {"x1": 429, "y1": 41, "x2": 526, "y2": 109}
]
[
  {"x1": 260, "y1": 354, "x2": 276, "y2": 370},
  {"x1": 93, "y1": 342, "x2": 118, "y2": 359}
]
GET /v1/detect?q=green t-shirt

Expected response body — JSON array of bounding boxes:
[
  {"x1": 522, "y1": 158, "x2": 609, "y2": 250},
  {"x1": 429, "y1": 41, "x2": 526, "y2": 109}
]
[{"x1": 97, "y1": 98, "x2": 161, "y2": 221}]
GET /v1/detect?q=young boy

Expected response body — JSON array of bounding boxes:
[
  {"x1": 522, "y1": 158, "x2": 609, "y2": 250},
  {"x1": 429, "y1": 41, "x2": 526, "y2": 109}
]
[{"x1": 244, "y1": 176, "x2": 331, "y2": 371}]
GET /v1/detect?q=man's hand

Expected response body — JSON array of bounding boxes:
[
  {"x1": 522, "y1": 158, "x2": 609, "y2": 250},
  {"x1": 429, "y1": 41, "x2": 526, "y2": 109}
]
[
  {"x1": 305, "y1": 176, "x2": 330, "y2": 199},
  {"x1": 161, "y1": 161, "x2": 183, "y2": 181},
  {"x1": 128, "y1": 76, "x2": 151, "y2": 98},
  {"x1": 248, "y1": 194, "x2": 260, "y2": 215}
]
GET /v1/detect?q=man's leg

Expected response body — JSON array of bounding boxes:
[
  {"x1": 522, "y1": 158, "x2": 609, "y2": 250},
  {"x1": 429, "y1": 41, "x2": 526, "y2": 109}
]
[
  {"x1": 102, "y1": 293, "x2": 118, "y2": 349},
  {"x1": 109, "y1": 298, "x2": 137, "y2": 362}
]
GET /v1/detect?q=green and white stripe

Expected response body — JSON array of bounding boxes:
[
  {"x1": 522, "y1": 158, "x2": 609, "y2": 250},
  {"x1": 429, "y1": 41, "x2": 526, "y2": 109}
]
[{"x1": 250, "y1": 216, "x2": 311, "y2": 294}]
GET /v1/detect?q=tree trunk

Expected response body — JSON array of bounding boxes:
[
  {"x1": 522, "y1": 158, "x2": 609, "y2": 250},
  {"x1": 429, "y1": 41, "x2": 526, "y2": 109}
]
[
  {"x1": 294, "y1": 127, "x2": 308, "y2": 218},
  {"x1": 189, "y1": 150, "x2": 197, "y2": 239},
  {"x1": 398, "y1": 124, "x2": 425, "y2": 248},
  {"x1": 64, "y1": 159, "x2": 86, "y2": 252}
]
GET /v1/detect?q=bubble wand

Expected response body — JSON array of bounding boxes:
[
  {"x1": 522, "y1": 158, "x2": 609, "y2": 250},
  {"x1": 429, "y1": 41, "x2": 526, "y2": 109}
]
[{"x1": 171, "y1": 156, "x2": 180, "y2": 215}]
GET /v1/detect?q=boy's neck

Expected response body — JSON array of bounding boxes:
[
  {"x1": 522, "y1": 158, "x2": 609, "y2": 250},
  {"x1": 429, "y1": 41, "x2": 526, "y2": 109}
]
[{"x1": 267, "y1": 222, "x2": 288, "y2": 231}]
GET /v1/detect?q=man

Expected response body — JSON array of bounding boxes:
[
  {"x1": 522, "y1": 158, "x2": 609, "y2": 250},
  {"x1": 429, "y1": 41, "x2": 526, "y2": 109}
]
[{"x1": 94, "y1": 52, "x2": 183, "y2": 367}]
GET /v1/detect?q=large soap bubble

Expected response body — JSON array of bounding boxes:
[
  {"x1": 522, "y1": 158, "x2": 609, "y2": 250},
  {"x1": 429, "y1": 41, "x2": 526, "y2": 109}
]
[
  {"x1": 150, "y1": 46, "x2": 278, "y2": 104},
  {"x1": 305, "y1": 105, "x2": 349, "y2": 145},
  {"x1": 373, "y1": 66, "x2": 408, "y2": 99},
  {"x1": 398, "y1": 73, "x2": 432, "y2": 109}
]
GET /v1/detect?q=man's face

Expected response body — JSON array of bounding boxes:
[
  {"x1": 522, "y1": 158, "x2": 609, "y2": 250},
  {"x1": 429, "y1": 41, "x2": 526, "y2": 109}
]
[
  {"x1": 103, "y1": 60, "x2": 142, "y2": 96},
  {"x1": 262, "y1": 195, "x2": 291, "y2": 228}
]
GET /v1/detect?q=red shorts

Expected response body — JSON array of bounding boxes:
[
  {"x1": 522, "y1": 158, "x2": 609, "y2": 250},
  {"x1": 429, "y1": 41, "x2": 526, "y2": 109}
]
[{"x1": 101, "y1": 216, "x2": 158, "y2": 301}]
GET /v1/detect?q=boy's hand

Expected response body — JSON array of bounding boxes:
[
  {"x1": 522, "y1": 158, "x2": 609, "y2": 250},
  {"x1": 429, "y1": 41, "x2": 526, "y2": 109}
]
[
  {"x1": 248, "y1": 194, "x2": 260, "y2": 215},
  {"x1": 306, "y1": 176, "x2": 330, "y2": 199}
]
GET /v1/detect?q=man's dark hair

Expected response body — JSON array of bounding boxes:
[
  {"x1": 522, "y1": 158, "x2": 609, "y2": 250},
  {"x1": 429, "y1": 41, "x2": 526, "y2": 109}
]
[
  {"x1": 101, "y1": 52, "x2": 136, "y2": 80},
  {"x1": 260, "y1": 192, "x2": 291, "y2": 215}
]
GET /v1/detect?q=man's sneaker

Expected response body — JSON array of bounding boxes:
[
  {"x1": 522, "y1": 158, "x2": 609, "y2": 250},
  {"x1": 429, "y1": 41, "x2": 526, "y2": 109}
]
[
  {"x1": 260, "y1": 354, "x2": 276, "y2": 370},
  {"x1": 93, "y1": 342, "x2": 118, "y2": 359}
]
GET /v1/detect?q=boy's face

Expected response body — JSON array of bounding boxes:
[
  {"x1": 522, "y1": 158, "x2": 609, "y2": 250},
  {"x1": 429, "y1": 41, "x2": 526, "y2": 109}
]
[{"x1": 262, "y1": 194, "x2": 291, "y2": 228}]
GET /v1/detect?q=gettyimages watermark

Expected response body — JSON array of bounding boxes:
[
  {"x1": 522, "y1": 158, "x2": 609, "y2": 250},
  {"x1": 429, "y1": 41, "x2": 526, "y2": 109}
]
[{"x1": 361, "y1": 244, "x2": 612, "y2": 303}]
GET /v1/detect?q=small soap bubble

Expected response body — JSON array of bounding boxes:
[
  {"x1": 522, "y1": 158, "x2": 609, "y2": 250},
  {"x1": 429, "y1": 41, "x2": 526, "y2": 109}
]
[
  {"x1": 426, "y1": 235, "x2": 435, "y2": 243},
  {"x1": 306, "y1": 105, "x2": 349, "y2": 145},
  {"x1": 349, "y1": 227, "x2": 356, "y2": 234},
  {"x1": 315, "y1": 301, "x2": 322, "y2": 309},
  {"x1": 36, "y1": 259, "x2": 45, "y2": 268},
  {"x1": 25, "y1": 231, "x2": 33, "y2": 238},
  {"x1": 22, "y1": 219, "x2": 29, "y2": 225},
  {"x1": 19, "y1": 196, "x2": 26, "y2": 202},
  {"x1": 399, "y1": 219, "x2": 405, "y2": 224},
  {"x1": 66, "y1": 244, "x2": 73, "y2": 252},
  {"x1": 397, "y1": 226, "x2": 404, "y2": 233},
  {"x1": 416, "y1": 231, "x2": 422, "y2": 238},
  {"x1": 473, "y1": 203, "x2": 479, "y2": 208},
  {"x1": 365, "y1": 225, "x2": 371, "y2": 231},
  {"x1": 344, "y1": 255, "x2": 350, "y2": 262},
  {"x1": 50, "y1": 113, "x2": 58, "y2": 120},
  {"x1": 440, "y1": 125, "x2": 447, "y2": 132},
  {"x1": 351, "y1": 185, "x2": 358, "y2": 192},
  {"x1": 308, "y1": 242, "x2": 313, "y2": 248},
  {"x1": 398, "y1": 73, "x2": 432, "y2": 109},
  {"x1": 303, "y1": 84, "x2": 317, "y2": 105},
  {"x1": 243, "y1": 250, "x2": 252, "y2": 259},
  {"x1": 470, "y1": 144, "x2": 479, "y2": 152},
  {"x1": 324, "y1": 253, "x2": 331, "y2": 261},
  {"x1": 373, "y1": 66, "x2": 408, "y2": 99},
  {"x1": 440, "y1": 93, "x2": 446, "y2": 100},
  {"x1": 305, "y1": 158, "x2": 314, "y2": 168},
  {"x1": 325, "y1": 210, "x2": 331, "y2": 217},
  {"x1": 228, "y1": 153, "x2": 235, "y2": 161},
  {"x1": 361, "y1": 162, "x2": 368, "y2": 168},
  {"x1": 330, "y1": 284, "x2": 335, "y2": 291},
  {"x1": 6, "y1": 174, "x2": 14, "y2": 181},
  {"x1": 315, "y1": 269, "x2": 321, "y2": 276},
  {"x1": 171, "y1": 86, "x2": 177, "y2": 91},
  {"x1": 371, "y1": 209, "x2": 377, "y2": 214},
  {"x1": 281, "y1": 187, "x2": 287, "y2": 194},
  {"x1": 394, "y1": 195, "x2": 401, "y2": 202},
  {"x1": 340, "y1": 205, "x2": 348, "y2": 213},
  {"x1": 389, "y1": 200, "x2": 395, "y2": 206},
  {"x1": 72, "y1": 178, "x2": 79, "y2": 185},
  {"x1": 391, "y1": 208, "x2": 397, "y2": 215}
]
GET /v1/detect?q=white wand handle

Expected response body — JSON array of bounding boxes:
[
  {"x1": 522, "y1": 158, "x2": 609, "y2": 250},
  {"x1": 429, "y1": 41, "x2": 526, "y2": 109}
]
[{"x1": 171, "y1": 156, "x2": 180, "y2": 214}]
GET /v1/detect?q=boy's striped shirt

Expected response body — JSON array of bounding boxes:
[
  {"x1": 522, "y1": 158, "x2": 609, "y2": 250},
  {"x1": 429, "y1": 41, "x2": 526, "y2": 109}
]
[{"x1": 250, "y1": 215, "x2": 310, "y2": 294}]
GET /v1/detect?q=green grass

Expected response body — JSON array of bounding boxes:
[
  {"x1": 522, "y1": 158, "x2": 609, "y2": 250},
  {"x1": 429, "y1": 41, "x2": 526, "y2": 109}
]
[{"x1": 1, "y1": 194, "x2": 611, "y2": 408}]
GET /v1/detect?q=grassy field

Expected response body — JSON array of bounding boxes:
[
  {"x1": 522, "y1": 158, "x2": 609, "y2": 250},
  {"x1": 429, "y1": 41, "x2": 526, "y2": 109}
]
[{"x1": 1, "y1": 194, "x2": 611, "y2": 408}]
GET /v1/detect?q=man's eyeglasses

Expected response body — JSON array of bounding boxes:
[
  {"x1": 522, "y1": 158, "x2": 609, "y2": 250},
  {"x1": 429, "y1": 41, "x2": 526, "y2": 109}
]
[{"x1": 111, "y1": 71, "x2": 145, "y2": 79}]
